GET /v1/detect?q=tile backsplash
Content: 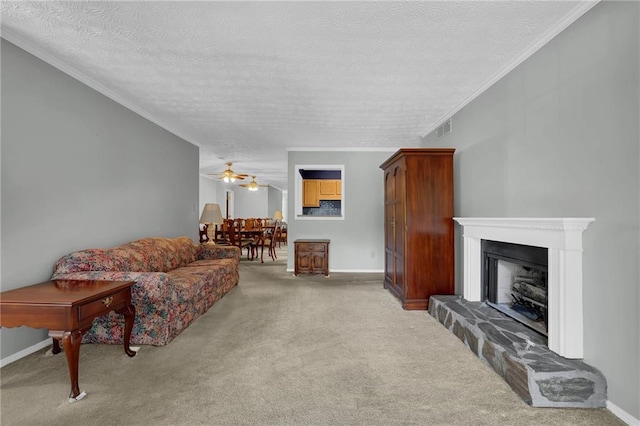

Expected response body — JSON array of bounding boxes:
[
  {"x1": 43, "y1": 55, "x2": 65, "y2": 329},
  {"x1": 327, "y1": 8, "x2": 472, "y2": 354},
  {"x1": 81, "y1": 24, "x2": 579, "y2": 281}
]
[{"x1": 303, "y1": 200, "x2": 342, "y2": 216}]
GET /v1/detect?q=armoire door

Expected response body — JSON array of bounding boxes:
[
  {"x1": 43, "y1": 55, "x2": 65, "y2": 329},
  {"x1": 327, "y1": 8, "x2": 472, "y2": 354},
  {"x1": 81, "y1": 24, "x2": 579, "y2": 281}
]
[
  {"x1": 392, "y1": 164, "x2": 405, "y2": 294},
  {"x1": 383, "y1": 169, "x2": 395, "y2": 288}
]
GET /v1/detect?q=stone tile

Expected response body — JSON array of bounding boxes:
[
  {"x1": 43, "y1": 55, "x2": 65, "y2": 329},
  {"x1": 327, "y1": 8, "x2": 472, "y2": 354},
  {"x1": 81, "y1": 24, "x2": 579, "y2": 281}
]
[
  {"x1": 537, "y1": 377, "x2": 596, "y2": 403},
  {"x1": 464, "y1": 327, "x2": 479, "y2": 355},
  {"x1": 452, "y1": 319, "x2": 466, "y2": 342},
  {"x1": 481, "y1": 340, "x2": 505, "y2": 376},
  {"x1": 428, "y1": 295, "x2": 607, "y2": 408},
  {"x1": 502, "y1": 351, "x2": 532, "y2": 404}
]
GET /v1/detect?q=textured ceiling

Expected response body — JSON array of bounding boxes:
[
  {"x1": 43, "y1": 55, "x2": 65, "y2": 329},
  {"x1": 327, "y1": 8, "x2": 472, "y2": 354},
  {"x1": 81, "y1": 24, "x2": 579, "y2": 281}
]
[{"x1": 1, "y1": 1, "x2": 596, "y2": 190}]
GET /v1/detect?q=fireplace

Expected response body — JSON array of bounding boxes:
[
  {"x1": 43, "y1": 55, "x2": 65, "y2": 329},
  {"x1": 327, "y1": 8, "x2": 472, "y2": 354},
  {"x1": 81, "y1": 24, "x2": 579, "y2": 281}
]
[
  {"x1": 482, "y1": 240, "x2": 548, "y2": 337},
  {"x1": 453, "y1": 217, "x2": 594, "y2": 359}
]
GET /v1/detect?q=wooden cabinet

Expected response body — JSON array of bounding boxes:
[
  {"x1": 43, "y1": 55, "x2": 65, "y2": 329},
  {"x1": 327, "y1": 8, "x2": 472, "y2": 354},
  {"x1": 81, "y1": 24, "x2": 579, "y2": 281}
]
[
  {"x1": 294, "y1": 239, "x2": 330, "y2": 276},
  {"x1": 380, "y1": 148, "x2": 455, "y2": 310},
  {"x1": 303, "y1": 180, "x2": 342, "y2": 206},
  {"x1": 318, "y1": 180, "x2": 341, "y2": 200},
  {"x1": 303, "y1": 180, "x2": 320, "y2": 207}
]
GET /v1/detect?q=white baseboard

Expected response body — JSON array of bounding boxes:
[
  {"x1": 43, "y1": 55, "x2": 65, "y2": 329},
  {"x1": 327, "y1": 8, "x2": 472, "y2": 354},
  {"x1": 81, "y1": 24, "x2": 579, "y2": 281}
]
[
  {"x1": 607, "y1": 400, "x2": 640, "y2": 426},
  {"x1": 0, "y1": 338, "x2": 51, "y2": 368},
  {"x1": 286, "y1": 268, "x2": 384, "y2": 274}
]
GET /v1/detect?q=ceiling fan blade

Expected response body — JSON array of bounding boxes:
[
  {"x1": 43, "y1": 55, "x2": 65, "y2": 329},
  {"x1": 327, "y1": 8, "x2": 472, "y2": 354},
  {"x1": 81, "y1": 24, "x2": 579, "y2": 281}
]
[{"x1": 209, "y1": 162, "x2": 252, "y2": 181}]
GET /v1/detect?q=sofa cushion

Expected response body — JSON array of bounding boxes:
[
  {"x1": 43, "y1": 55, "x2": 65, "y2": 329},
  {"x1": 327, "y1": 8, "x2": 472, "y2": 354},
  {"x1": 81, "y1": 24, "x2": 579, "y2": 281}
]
[
  {"x1": 185, "y1": 258, "x2": 236, "y2": 269},
  {"x1": 119, "y1": 237, "x2": 197, "y2": 272}
]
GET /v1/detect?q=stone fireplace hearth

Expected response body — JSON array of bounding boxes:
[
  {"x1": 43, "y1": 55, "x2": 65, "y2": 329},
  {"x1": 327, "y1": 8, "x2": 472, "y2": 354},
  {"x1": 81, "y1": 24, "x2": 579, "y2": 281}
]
[{"x1": 428, "y1": 295, "x2": 606, "y2": 408}]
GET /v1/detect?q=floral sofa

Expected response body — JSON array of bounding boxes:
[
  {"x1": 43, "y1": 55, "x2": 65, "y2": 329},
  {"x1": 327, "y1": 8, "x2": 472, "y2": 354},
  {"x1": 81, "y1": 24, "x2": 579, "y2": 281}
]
[{"x1": 51, "y1": 236, "x2": 240, "y2": 346}]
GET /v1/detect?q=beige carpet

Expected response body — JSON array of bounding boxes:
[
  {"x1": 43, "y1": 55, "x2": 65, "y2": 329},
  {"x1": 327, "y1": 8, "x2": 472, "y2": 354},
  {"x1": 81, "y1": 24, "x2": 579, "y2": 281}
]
[{"x1": 0, "y1": 250, "x2": 624, "y2": 425}]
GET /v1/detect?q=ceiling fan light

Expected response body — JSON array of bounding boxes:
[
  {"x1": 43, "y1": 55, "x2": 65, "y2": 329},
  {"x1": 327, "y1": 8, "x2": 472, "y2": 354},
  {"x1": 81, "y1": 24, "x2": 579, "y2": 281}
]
[
  {"x1": 223, "y1": 176, "x2": 230, "y2": 183},
  {"x1": 249, "y1": 186, "x2": 258, "y2": 191},
  {"x1": 230, "y1": 177, "x2": 236, "y2": 182}
]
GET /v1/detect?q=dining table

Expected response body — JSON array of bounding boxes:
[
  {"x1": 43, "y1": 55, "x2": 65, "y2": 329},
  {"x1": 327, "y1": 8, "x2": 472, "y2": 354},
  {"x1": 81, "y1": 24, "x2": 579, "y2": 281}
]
[
  {"x1": 212, "y1": 223, "x2": 278, "y2": 262},
  {"x1": 240, "y1": 226, "x2": 276, "y2": 261}
]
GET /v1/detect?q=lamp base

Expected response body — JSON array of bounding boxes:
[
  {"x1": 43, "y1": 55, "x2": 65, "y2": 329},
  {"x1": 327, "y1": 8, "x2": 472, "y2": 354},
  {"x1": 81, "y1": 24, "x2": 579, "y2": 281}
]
[{"x1": 206, "y1": 225, "x2": 217, "y2": 244}]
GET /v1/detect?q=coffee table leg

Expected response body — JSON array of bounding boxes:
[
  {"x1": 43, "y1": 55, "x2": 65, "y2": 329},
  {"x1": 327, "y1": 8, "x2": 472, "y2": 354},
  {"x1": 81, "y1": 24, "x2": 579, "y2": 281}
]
[
  {"x1": 61, "y1": 330, "x2": 85, "y2": 401},
  {"x1": 118, "y1": 304, "x2": 137, "y2": 357}
]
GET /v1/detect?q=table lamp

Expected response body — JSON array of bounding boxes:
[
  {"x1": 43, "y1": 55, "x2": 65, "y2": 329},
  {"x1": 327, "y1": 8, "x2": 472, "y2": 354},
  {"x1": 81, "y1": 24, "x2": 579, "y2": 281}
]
[{"x1": 199, "y1": 203, "x2": 223, "y2": 244}]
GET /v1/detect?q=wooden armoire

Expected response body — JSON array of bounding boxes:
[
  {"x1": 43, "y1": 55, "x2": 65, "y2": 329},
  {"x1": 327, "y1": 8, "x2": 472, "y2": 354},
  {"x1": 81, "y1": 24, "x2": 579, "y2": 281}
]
[{"x1": 380, "y1": 148, "x2": 455, "y2": 310}]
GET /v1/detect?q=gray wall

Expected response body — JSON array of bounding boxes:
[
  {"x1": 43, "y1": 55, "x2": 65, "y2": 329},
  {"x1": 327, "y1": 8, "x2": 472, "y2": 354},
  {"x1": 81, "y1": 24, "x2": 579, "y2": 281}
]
[
  {"x1": 268, "y1": 186, "x2": 283, "y2": 220},
  {"x1": 423, "y1": 2, "x2": 639, "y2": 418},
  {"x1": 199, "y1": 175, "x2": 219, "y2": 216},
  {"x1": 1, "y1": 40, "x2": 199, "y2": 360},
  {"x1": 287, "y1": 150, "x2": 391, "y2": 272},
  {"x1": 207, "y1": 182, "x2": 280, "y2": 220},
  {"x1": 233, "y1": 186, "x2": 268, "y2": 218}
]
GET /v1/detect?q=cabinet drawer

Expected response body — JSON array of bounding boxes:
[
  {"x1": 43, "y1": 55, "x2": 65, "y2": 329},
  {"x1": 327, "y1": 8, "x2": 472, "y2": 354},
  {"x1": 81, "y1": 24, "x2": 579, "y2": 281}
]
[
  {"x1": 78, "y1": 290, "x2": 128, "y2": 321},
  {"x1": 297, "y1": 243, "x2": 326, "y2": 252}
]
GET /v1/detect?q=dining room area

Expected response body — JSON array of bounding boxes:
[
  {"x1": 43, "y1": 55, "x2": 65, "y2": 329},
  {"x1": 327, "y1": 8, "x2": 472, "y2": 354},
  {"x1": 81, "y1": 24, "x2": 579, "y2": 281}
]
[{"x1": 198, "y1": 203, "x2": 287, "y2": 264}]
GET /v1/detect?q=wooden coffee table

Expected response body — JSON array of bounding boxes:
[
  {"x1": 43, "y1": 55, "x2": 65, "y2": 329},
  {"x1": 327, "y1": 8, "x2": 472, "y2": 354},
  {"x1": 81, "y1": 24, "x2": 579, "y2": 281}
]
[{"x1": 0, "y1": 279, "x2": 137, "y2": 401}]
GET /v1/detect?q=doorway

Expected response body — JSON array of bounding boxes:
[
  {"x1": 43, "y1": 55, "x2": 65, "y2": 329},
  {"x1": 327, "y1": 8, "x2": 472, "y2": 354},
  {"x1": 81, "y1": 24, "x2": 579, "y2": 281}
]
[{"x1": 225, "y1": 189, "x2": 234, "y2": 219}]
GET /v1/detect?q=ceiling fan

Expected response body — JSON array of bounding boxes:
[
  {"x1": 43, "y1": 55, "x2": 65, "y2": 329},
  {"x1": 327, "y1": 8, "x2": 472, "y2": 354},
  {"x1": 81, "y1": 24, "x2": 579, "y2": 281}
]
[
  {"x1": 239, "y1": 176, "x2": 269, "y2": 191},
  {"x1": 209, "y1": 162, "x2": 249, "y2": 182}
]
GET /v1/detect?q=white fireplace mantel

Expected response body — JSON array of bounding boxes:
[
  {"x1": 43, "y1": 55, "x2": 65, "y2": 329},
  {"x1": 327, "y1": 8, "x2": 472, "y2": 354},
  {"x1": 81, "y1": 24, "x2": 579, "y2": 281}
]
[{"x1": 453, "y1": 217, "x2": 594, "y2": 359}]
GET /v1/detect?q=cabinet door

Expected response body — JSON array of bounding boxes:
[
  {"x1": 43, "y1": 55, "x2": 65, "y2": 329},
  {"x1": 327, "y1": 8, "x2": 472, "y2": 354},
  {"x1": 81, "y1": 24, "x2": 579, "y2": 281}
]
[
  {"x1": 383, "y1": 164, "x2": 405, "y2": 292},
  {"x1": 319, "y1": 180, "x2": 341, "y2": 200},
  {"x1": 392, "y1": 164, "x2": 405, "y2": 294},
  {"x1": 303, "y1": 180, "x2": 320, "y2": 207},
  {"x1": 319, "y1": 180, "x2": 336, "y2": 197},
  {"x1": 311, "y1": 252, "x2": 327, "y2": 273},
  {"x1": 296, "y1": 251, "x2": 312, "y2": 273},
  {"x1": 384, "y1": 170, "x2": 395, "y2": 287}
]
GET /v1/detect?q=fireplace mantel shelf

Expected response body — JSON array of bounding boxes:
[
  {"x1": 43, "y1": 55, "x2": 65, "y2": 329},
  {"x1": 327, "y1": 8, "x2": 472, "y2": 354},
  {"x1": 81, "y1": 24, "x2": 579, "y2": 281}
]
[
  {"x1": 453, "y1": 217, "x2": 594, "y2": 359},
  {"x1": 453, "y1": 217, "x2": 594, "y2": 231}
]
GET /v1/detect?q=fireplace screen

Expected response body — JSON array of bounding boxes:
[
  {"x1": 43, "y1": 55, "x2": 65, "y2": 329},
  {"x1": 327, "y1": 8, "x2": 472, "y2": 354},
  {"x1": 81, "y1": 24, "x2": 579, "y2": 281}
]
[{"x1": 482, "y1": 240, "x2": 548, "y2": 336}]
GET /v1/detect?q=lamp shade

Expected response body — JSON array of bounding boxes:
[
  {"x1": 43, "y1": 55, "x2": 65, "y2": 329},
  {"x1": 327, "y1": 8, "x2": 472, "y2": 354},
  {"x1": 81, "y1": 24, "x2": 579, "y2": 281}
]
[
  {"x1": 273, "y1": 210, "x2": 283, "y2": 220},
  {"x1": 199, "y1": 203, "x2": 223, "y2": 224}
]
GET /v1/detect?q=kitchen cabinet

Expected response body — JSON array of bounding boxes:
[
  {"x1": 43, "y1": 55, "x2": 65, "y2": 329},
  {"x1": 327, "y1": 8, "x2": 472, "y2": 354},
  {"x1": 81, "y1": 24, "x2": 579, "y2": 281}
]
[
  {"x1": 303, "y1": 180, "x2": 320, "y2": 207},
  {"x1": 318, "y1": 180, "x2": 341, "y2": 200},
  {"x1": 380, "y1": 148, "x2": 455, "y2": 310},
  {"x1": 303, "y1": 179, "x2": 342, "y2": 206}
]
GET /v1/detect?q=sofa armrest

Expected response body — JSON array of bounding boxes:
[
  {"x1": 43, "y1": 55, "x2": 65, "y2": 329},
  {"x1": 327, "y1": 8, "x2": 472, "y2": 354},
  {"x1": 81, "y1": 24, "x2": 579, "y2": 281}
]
[{"x1": 197, "y1": 244, "x2": 240, "y2": 261}]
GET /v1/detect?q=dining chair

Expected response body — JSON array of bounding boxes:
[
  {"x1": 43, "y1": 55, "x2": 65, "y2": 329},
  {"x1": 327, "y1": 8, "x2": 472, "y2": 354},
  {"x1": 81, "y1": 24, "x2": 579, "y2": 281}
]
[
  {"x1": 260, "y1": 220, "x2": 280, "y2": 263},
  {"x1": 222, "y1": 219, "x2": 255, "y2": 260},
  {"x1": 276, "y1": 223, "x2": 287, "y2": 248}
]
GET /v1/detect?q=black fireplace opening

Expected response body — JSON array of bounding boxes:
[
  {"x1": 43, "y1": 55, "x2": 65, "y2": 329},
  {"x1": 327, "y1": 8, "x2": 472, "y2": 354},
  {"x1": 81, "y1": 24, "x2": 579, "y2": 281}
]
[{"x1": 481, "y1": 240, "x2": 548, "y2": 337}]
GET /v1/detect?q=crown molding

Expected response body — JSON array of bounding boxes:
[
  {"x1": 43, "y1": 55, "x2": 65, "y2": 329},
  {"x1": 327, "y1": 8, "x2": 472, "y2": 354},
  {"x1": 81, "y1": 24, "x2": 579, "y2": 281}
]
[
  {"x1": 286, "y1": 146, "x2": 401, "y2": 152},
  {"x1": 420, "y1": 1, "x2": 601, "y2": 137},
  {"x1": 1, "y1": 29, "x2": 203, "y2": 149}
]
